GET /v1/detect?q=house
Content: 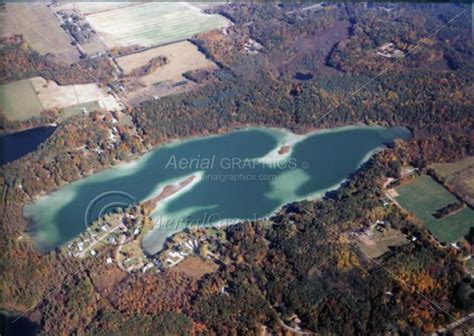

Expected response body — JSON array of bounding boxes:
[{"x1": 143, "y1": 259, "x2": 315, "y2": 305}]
[
  {"x1": 142, "y1": 263, "x2": 153, "y2": 273},
  {"x1": 450, "y1": 242, "x2": 461, "y2": 250},
  {"x1": 363, "y1": 228, "x2": 374, "y2": 237},
  {"x1": 380, "y1": 197, "x2": 391, "y2": 207}
]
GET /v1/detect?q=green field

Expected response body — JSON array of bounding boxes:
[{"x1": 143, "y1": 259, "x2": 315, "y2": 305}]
[
  {"x1": 395, "y1": 175, "x2": 473, "y2": 243},
  {"x1": 0, "y1": 79, "x2": 44, "y2": 121}
]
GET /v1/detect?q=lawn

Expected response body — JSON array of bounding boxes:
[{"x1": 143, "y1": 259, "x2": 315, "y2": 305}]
[
  {"x1": 58, "y1": 101, "x2": 104, "y2": 122},
  {"x1": 395, "y1": 175, "x2": 473, "y2": 243}
]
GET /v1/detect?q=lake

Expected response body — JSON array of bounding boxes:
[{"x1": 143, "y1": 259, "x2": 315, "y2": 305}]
[
  {"x1": 0, "y1": 126, "x2": 56, "y2": 165},
  {"x1": 0, "y1": 311, "x2": 39, "y2": 336},
  {"x1": 24, "y1": 125, "x2": 411, "y2": 253}
]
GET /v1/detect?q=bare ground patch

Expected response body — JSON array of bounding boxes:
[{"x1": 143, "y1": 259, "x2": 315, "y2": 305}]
[
  {"x1": 356, "y1": 232, "x2": 408, "y2": 259},
  {"x1": 116, "y1": 41, "x2": 217, "y2": 104},
  {"x1": 116, "y1": 41, "x2": 217, "y2": 83},
  {"x1": 175, "y1": 256, "x2": 219, "y2": 280}
]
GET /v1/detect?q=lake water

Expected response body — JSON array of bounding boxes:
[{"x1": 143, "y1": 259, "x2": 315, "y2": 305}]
[
  {"x1": 24, "y1": 125, "x2": 411, "y2": 253},
  {"x1": 0, "y1": 126, "x2": 56, "y2": 165},
  {"x1": 0, "y1": 311, "x2": 39, "y2": 336}
]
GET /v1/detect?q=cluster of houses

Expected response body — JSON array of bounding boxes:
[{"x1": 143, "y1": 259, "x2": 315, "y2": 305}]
[
  {"x1": 63, "y1": 199, "x2": 227, "y2": 274},
  {"x1": 151, "y1": 229, "x2": 223, "y2": 269},
  {"x1": 53, "y1": 8, "x2": 95, "y2": 57},
  {"x1": 114, "y1": 231, "x2": 222, "y2": 273},
  {"x1": 65, "y1": 211, "x2": 141, "y2": 259},
  {"x1": 160, "y1": 235, "x2": 221, "y2": 268}
]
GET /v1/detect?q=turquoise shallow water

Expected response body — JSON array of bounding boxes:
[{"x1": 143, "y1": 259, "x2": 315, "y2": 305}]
[{"x1": 23, "y1": 125, "x2": 411, "y2": 253}]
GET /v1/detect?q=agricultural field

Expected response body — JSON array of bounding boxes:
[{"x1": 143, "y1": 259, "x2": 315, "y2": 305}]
[
  {"x1": 30, "y1": 77, "x2": 119, "y2": 111},
  {"x1": 83, "y1": 2, "x2": 230, "y2": 49},
  {"x1": 431, "y1": 157, "x2": 474, "y2": 207},
  {"x1": 116, "y1": 41, "x2": 217, "y2": 83},
  {"x1": 53, "y1": 1, "x2": 135, "y2": 16},
  {"x1": 0, "y1": 3, "x2": 79, "y2": 64},
  {"x1": 120, "y1": 79, "x2": 194, "y2": 106},
  {"x1": 115, "y1": 41, "x2": 216, "y2": 105},
  {"x1": 395, "y1": 175, "x2": 474, "y2": 243},
  {"x1": 1, "y1": 77, "x2": 120, "y2": 121},
  {"x1": 0, "y1": 79, "x2": 44, "y2": 121}
]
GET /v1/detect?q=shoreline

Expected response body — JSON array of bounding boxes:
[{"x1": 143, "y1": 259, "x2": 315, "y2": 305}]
[
  {"x1": 24, "y1": 123, "x2": 400, "y2": 201},
  {"x1": 144, "y1": 174, "x2": 198, "y2": 208},
  {"x1": 142, "y1": 145, "x2": 389, "y2": 255},
  {"x1": 22, "y1": 124, "x2": 411, "y2": 253}
]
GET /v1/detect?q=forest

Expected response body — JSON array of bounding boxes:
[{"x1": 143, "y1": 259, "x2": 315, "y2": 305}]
[
  {"x1": 0, "y1": 39, "x2": 114, "y2": 86},
  {"x1": 0, "y1": 2, "x2": 472, "y2": 334}
]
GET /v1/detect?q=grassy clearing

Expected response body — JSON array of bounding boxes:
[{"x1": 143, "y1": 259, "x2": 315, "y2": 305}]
[
  {"x1": 431, "y1": 157, "x2": 474, "y2": 178},
  {"x1": 395, "y1": 175, "x2": 473, "y2": 243},
  {"x1": 431, "y1": 157, "x2": 474, "y2": 206},
  {"x1": 85, "y1": 2, "x2": 230, "y2": 49}
]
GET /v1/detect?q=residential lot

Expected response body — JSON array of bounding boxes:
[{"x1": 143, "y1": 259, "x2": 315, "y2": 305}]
[
  {"x1": 355, "y1": 223, "x2": 408, "y2": 258},
  {"x1": 395, "y1": 175, "x2": 473, "y2": 243},
  {"x1": 0, "y1": 3, "x2": 79, "y2": 64}
]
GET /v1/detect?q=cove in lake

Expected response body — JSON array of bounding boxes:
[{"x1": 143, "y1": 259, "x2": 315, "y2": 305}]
[
  {"x1": 0, "y1": 126, "x2": 56, "y2": 165},
  {"x1": 0, "y1": 311, "x2": 39, "y2": 336},
  {"x1": 24, "y1": 125, "x2": 411, "y2": 254}
]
